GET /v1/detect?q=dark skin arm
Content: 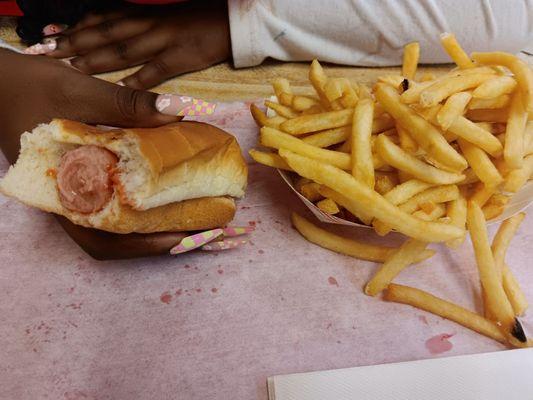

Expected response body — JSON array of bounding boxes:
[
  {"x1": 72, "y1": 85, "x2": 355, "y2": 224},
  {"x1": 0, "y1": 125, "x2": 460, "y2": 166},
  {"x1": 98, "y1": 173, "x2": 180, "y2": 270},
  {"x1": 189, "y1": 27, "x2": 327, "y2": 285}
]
[
  {"x1": 43, "y1": 1, "x2": 231, "y2": 89},
  {"x1": 0, "y1": 49, "x2": 187, "y2": 259}
]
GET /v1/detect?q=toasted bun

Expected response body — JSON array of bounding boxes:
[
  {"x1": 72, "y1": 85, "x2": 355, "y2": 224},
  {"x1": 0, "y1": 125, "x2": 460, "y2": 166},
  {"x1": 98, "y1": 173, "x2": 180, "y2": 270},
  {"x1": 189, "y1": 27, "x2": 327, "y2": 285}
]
[
  {"x1": 0, "y1": 120, "x2": 244, "y2": 234},
  {"x1": 50, "y1": 119, "x2": 248, "y2": 210}
]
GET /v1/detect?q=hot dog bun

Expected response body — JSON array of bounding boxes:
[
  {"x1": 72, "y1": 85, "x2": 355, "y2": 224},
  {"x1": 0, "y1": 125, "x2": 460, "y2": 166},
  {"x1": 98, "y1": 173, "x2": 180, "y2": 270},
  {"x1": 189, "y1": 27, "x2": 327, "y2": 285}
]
[{"x1": 0, "y1": 120, "x2": 247, "y2": 234}]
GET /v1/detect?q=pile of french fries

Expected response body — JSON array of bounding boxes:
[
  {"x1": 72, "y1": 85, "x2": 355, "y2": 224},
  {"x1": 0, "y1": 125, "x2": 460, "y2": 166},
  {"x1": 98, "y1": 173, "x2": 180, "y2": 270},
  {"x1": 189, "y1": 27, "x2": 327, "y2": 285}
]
[{"x1": 249, "y1": 33, "x2": 533, "y2": 347}]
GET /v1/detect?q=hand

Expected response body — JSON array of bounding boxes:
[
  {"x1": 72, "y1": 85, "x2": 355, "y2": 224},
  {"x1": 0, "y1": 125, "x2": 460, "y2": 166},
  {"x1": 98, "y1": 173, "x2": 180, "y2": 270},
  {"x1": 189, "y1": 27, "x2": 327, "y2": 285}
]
[
  {"x1": 0, "y1": 49, "x2": 186, "y2": 259},
  {"x1": 39, "y1": 1, "x2": 231, "y2": 89}
]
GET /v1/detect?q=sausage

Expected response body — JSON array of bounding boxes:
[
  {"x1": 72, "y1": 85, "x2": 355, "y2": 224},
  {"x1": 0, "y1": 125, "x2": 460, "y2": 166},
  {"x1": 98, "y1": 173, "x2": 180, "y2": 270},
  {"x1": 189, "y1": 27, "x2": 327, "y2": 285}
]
[{"x1": 56, "y1": 145, "x2": 118, "y2": 214}]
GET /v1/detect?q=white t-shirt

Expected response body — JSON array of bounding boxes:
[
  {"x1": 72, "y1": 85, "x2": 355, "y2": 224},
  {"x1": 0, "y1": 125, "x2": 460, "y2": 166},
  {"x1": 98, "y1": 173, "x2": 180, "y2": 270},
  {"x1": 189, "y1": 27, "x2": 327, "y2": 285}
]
[{"x1": 228, "y1": 0, "x2": 533, "y2": 68}]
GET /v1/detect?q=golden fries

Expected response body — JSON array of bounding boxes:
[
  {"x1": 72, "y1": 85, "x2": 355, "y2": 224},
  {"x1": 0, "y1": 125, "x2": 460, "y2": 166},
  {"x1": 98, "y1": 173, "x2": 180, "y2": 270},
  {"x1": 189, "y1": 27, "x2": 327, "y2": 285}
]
[
  {"x1": 420, "y1": 74, "x2": 493, "y2": 107},
  {"x1": 291, "y1": 212, "x2": 434, "y2": 262},
  {"x1": 402, "y1": 42, "x2": 420, "y2": 80},
  {"x1": 437, "y1": 91, "x2": 472, "y2": 130},
  {"x1": 504, "y1": 92, "x2": 528, "y2": 169},
  {"x1": 280, "y1": 149, "x2": 463, "y2": 242},
  {"x1": 365, "y1": 239, "x2": 428, "y2": 296},
  {"x1": 457, "y1": 138, "x2": 503, "y2": 187},
  {"x1": 472, "y1": 52, "x2": 533, "y2": 113},
  {"x1": 317, "y1": 198, "x2": 340, "y2": 214},
  {"x1": 280, "y1": 108, "x2": 353, "y2": 135},
  {"x1": 261, "y1": 127, "x2": 351, "y2": 170},
  {"x1": 447, "y1": 116, "x2": 503, "y2": 157},
  {"x1": 467, "y1": 201, "x2": 518, "y2": 340},
  {"x1": 248, "y1": 33, "x2": 531, "y2": 348},
  {"x1": 384, "y1": 284, "x2": 506, "y2": 343},
  {"x1": 375, "y1": 84, "x2": 467, "y2": 171},
  {"x1": 351, "y1": 99, "x2": 375, "y2": 187},
  {"x1": 439, "y1": 33, "x2": 475, "y2": 69},
  {"x1": 375, "y1": 134, "x2": 465, "y2": 184},
  {"x1": 249, "y1": 149, "x2": 292, "y2": 171},
  {"x1": 472, "y1": 76, "x2": 517, "y2": 99}
]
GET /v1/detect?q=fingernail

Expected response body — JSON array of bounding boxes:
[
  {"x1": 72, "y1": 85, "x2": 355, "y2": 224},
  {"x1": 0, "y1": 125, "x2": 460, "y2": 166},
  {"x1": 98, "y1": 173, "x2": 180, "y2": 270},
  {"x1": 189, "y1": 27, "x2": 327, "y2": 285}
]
[
  {"x1": 155, "y1": 94, "x2": 217, "y2": 117},
  {"x1": 42, "y1": 23, "x2": 67, "y2": 36},
  {"x1": 117, "y1": 80, "x2": 125, "y2": 86},
  {"x1": 24, "y1": 39, "x2": 57, "y2": 55}
]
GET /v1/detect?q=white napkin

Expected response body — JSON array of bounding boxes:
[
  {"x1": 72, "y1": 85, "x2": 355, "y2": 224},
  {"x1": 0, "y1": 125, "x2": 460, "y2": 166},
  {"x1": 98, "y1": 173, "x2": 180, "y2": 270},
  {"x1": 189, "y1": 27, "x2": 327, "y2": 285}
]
[{"x1": 268, "y1": 348, "x2": 533, "y2": 400}]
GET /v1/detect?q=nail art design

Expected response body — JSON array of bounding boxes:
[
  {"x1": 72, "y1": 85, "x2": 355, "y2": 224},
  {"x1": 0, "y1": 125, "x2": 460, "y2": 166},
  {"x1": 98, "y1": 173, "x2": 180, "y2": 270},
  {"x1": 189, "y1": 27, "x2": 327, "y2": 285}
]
[
  {"x1": 201, "y1": 239, "x2": 248, "y2": 251},
  {"x1": 116, "y1": 81, "x2": 125, "y2": 86},
  {"x1": 170, "y1": 229, "x2": 224, "y2": 255},
  {"x1": 42, "y1": 24, "x2": 67, "y2": 36},
  {"x1": 155, "y1": 94, "x2": 217, "y2": 117},
  {"x1": 24, "y1": 39, "x2": 57, "y2": 55}
]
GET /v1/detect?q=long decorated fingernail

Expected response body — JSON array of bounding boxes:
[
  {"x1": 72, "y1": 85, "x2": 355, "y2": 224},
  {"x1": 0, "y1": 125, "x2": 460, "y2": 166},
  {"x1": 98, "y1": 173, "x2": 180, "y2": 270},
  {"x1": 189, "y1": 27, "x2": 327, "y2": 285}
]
[
  {"x1": 201, "y1": 239, "x2": 247, "y2": 251},
  {"x1": 222, "y1": 226, "x2": 255, "y2": 237},
  {"x1": 42, "y1": 23, "x2": 67, "y2": 36},
  {"x1": 155, "y1": 94, "x2": 217, "y2": 117},
  {"x1": 170, "y1": 228, "x2": 223, "y2": 255},
  {"x1": 24, "y1": 39, "x2": 57, "y2": 55}
]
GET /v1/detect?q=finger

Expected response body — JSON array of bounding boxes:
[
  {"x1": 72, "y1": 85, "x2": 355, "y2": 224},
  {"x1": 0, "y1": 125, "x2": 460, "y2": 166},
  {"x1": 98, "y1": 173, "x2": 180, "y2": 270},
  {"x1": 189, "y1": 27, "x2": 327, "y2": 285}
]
[
  {"x1": 73, "y1": 78, "x2": 181, "y2": 127},
  {"x1": 69, "y1": 31, "x2": 168, "y2": 74},
  {"x1": 56, "y1": 216, "x2": 187, "y2": 260},
  {"x1": 49, "y1": 17, "x2": 155, "y2": 59},
  {"x1": 42, "y1": 23, "x2": 68, "y2": 37},
  {"x1": 122, "y1": 48, "x2": 201, "y2": 89},
  {"x1": 62, "y1": 10, "x2": 128, "y2": 35}
]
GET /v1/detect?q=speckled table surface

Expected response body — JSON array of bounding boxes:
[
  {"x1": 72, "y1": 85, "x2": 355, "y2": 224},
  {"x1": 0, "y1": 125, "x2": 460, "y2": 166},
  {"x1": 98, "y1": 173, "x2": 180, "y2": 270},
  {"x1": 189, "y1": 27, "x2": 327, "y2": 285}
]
[{"x1": 1, "y1": 19, "x2": 532, "y2": 400}]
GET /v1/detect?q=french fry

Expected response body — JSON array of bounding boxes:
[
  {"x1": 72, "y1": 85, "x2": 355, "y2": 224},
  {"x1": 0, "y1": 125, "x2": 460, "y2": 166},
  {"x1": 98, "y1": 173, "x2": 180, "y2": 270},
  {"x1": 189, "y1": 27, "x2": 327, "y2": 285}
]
[
  {"x1": 265, "y1": 100, "x2": 299, "y2": 119},
  {"x1": 249, "y1": 149, "x2": 292, "y2": 171},
  {"x1": 419, "y1": 72, "x2": 437, "y2": 82},
  {"x1": 504, "y1": 91, "x2": 528, "y2": 169},
  {"x1": 357, "y1": 84, "x2": 373, "y2": 100},
  {"x1": 317, "y1": 198, "x2": 340, "y2": 214},
  {"x1": 457, "y1": 138, "x2": 503, "y2": 187},
  {"x1": 301, "y1": 104, "x2": 325, "y2": 115},
  {"x1": 352, "y1": 99, "x2": 375, "y2": 187},
  {"x1": 324, "y1": 78, "x2": 344, "y2": 102},
  {"x1": 491, "y1": 213, "x2": 526, "y2": 278},
  {"x1": 482, "y1": 194, "x2": 509, "y2": 221},
  {"x1": 260, "y1": 127, "x2": 352, "y2": 170},
  {"x1": 503, "y1": 154, "x2": 533, "y2": 192},
  {"x1": 375, "y1": 134, "x2": 465, "y2": 184},
  {"x1": 502, "y1": 263, "x2": 529, "y2": 316},
  {"x1": 300, "y1": 182, "x2": 323, "y2": 202},
  {"x1": 436, "y1": 91, "x2": 472, "y2": 130},
  {"x1": 466, "y1": 201, "x2": 519, "y2": 341},
  {"x1": 309, "y1": 59, "x2": 342, "y2": 110},
  {"x1": 470, "y1": 182, "x2": 496, "y2": 207},
  {"x1": 365, "y1": 239, "x2": 429, "y2": 296},
  {"x1": 383, "y1": 179, "x2": 434, "y2": 205},
  {"x1": 302, "y1": 126, "x2": 350, "y2": 148},
  {"x1": 384, "y1": 284, "x2": 506, "y2": 343},
  {"x1": 440, "y1": 32, "x2": 475, "y2": 69},
  {"x1": 374, "y1": 172, "x2": 399, "y2": 195},
  {"x1": 420, "y1": 74, "x2": 494, "y2": 107},
  {"x1": 318, "y1": 186, "x2": 374, "y2": 225},
  {"x1": 291, "y1": 212, "x2": 434, "y2": 262},
  {"x1": 466, "y1": 107, "x2": 510, "y2": 123},
  {"x1": 471, "y1": 51, "x2": 533, "y2": 113},
  {"x1": 447, "y1": 116, "x2": 503, "y2": 157},
  {"x1": 279, "y1": 149, "x2": 464, "y2": 242},
  {"x1": 469, "y1": 94, "x2": 511, "y2": 110},
  {"x1": 272, "y1": 78, "x2": 293, "y2": 105},
  {"x1": 375, "y1": 84, "x2": 467, "y2": 171},
  {"x1": 419, "y1": 201, "x2": 437, "y2": 214},
  {"x1": 372, "y1": 113, "x2": 396, "y2": 134},
  {"x1": 402, "y1": 42, "x2": 420, "y2": 80},
  {"x1": 412, "y1": 203, "x2": 447, "y2": 221},
  {"x1": 378, "y1": 75, "x2": 406, "y2": 88},
  {"x1": 395, "y1": 123, "x2": 418, "y2": 153},
  {"x1": 460, "y1": 168, "x2": 480, "y2": 185},
  {"x1": 373, "y1": 185, "x2": 460, "y2": 236},
  {"x1": 445, "y1": 190, "x2": 468, "y2": 248},
  {"x1": 292, "y1": 95, "x2": 320, "y2": 111},
  {"x1": 250, "y1": 103, "x2": 287, "y2": 129},
  {"x1": 400, "y1": 80, "x2": 434, "y2": 104},
  {"x1": 280, "y1": 108, "x2": 353, "y2": 135},
  {"x1": 472, "y1": 76, "x2": 517, "y2": 99},
  {"x1": 294, "y1": 177, "x2": 312, "y2": 192}
]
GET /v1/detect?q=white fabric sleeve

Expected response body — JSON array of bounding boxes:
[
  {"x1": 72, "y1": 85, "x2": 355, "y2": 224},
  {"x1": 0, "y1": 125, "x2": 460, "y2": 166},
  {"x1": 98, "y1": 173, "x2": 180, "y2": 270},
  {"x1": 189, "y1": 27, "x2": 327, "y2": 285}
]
[{"x1": 228, "y1": 0, "x2": 533, "y2": 68}]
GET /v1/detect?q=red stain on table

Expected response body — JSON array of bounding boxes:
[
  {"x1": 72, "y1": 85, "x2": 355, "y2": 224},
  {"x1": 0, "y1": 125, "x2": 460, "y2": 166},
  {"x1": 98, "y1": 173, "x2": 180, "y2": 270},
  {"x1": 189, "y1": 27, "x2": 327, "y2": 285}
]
[
  {"x1": 211, "y1": 288, "x2": 218, "y2": 293},
  {"x1": 258, "y1": 249, "x2": 264, "y2": 254},
  {"x1": 418, "y1": 315, "x2": 429, "y2": 325},
  {"x1": 175, "y1": 289, "x2": 182, "y2": 296},
  {"x1": 217, "y1": 269, "x2": 224, "y2": 274},
  {"x1": 195, "y1": 288, "x2": 202, "y2": 293},
  {"x1": 160, "y1": 292, "x2": 172, "y2": 304},
  {"x1": 328, "y1": 276, "x2": 339, "y2": 287},
  {"x1": 425, "y1": 333, "x2": 454, "y2": 354}
]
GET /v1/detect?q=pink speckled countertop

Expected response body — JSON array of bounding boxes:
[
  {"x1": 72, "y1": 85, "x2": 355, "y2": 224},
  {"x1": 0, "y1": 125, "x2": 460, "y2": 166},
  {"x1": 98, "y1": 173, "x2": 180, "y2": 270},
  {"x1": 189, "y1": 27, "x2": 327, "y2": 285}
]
[{"x1": 1, "y1": 102, "x2": 532, "y2": 400}]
